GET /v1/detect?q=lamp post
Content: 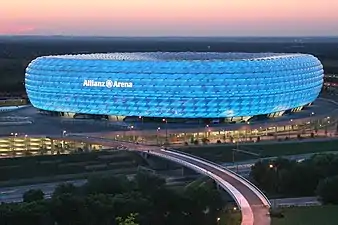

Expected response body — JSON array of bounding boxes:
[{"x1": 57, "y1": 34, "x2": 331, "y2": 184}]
[
  {"x1": 162, "y1": 118, "x2": 168, "y2": 145},
  {"x1": 129, "y1": 125, "x2": 134, "y2": 142},
  {"x1": 222, "y1": 130, "x2": 226, "y2": 142},
  {"x1": 157, "y1": 127, "x2": 160, "y2": 145},
  {"x1": 62, "y1": 130, "x2": 66, "y2": 150},
  {"x1": 24, "y1": 134, "x2": 28, "y2": 154},
  {"x1": 138, "y1": 116, "x2": 144, "y2": 124},
  {"x1": 289, "y1": 119, "x2": 293, "y2": 138},
  {"x1": 269, "y1": 163, "x2": 279, "y2": 195},
  {"x1": 310, "y1": 112, "x2": 315, "y2": 130},
  {"x1": 10, "y1": 133, "x2": 17, "y2": 156}
]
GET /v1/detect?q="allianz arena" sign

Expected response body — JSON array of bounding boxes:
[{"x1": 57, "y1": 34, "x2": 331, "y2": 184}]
[{"x1": 83, "y1": 79, "x2": 133, "y2": 88}]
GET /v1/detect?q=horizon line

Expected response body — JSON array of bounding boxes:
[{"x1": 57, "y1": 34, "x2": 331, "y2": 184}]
[{"x1": 1, "y1": 35, "x2": 338, "y2": 38}]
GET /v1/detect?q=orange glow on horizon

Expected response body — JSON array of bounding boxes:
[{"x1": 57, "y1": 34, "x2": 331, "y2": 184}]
[{"x1": 1, "y1": 0, "x2": 338, "y2": 36}]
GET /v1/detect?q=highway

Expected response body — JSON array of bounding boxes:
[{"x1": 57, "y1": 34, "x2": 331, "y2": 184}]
[
  {"x1": 0, "y1": 180, "x2": 87, "y2": 203},
  {"x1": 6, "y1": 134, "x2": 331, "y2": 225},
  {"x1": 0, "y1": 175, "x2": 193, "y2": 203},
  {"x1": 2, "y1": 134, "x2": 328, "y2": 225}
]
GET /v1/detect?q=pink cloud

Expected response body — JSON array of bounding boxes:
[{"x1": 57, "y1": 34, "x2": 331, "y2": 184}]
[{"x1": 0, "y1": 24, "x2": 36, "y2": 35}]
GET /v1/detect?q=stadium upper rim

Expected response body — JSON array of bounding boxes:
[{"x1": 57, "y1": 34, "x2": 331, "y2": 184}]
[{"x1": 44, "y1": 52, "x2": 310, "y2": 62}]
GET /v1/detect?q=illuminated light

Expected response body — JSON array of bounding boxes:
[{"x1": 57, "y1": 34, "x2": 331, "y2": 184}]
[{"x1": 25, "y1": 52, "x2": 324, "y2": 119}]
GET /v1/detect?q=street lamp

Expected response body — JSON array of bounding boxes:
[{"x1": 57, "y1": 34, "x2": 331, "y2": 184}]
[
  {"x1": 24, "y1": 134, "x2": 28, "y2": 153},
  {"x1": 61, "y1": 131, "x2": 67, "y2": 150},
  {"x1": 157, "y1": 127, "x2": 161, "y2": 145},
  {"x1": 269, "y1": 163, "x2": 279, "y2": 193},
  {"x1": 205, "y1": 124, "x2": 210, "y2": 138},
  {"x1": 217, "y1": 217, "x2": 220, "y2": 225},
  {"x1": 162, "y1": 118, "x2": 168, "y2": 144},
  {"x1": 10, "y1": 133, "x2": 18, "y2": 156},
  {"x1": 289, "y1": 119, "x2": 293, "y2": 137},
  {"x1": 129, "y1": 126, "x2": 134, "y2": 142}
]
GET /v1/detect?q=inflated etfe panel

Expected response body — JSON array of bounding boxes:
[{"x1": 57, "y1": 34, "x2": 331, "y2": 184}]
[{"x1": 25, "y1": 52, "x2": 323, "y2": 118}]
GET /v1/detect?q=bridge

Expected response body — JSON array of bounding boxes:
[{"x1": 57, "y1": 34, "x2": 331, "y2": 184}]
[{"x1": 62, "y1": 134, "x2": 271, "y2": 225}]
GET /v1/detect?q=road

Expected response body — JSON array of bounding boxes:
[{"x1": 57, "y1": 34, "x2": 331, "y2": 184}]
[
  {"x1": 0, "y1": 175, "x2": 198, "y2": 203},
  {"x1": 224, "y1": 151, "x2": 338, "y2": 177},
  {"x1": 62, "y1": 135, "x2": 271, "y2": 225},
  {"x1": 270, "y1": 197, "x2": 320, "y2": 207},
  {"x1": 0, "y1": 180, "x2": 87, "y2": 203}
]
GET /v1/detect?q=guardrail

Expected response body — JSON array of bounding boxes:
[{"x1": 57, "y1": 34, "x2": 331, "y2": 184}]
[
  {"x1": 150, "y1": 151, "x2": 251, "y2": 207},
  {"x1": 165, "y1": 148, "x2": 271, "y2": 207},
  {"x1": 149, "y1": 150, "x2": 254, "y2": 225}
]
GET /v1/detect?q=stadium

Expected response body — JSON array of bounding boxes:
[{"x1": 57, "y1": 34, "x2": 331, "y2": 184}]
[{"x1": 25, "y1": 52, "x2": 324, "y2": 123}]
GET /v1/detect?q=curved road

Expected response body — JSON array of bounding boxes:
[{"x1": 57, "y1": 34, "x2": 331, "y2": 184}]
[
  {"x1": 159, "y1": 149, "x2": 270, "y2": 225},
  {"x1": 65, "y1": 135, "x2": 271, "y2": 225}
]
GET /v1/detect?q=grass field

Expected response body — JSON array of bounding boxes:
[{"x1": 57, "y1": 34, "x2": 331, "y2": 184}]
[
  {"x1": 272, "y1": 205, "x2": 338, "y2": 225},
  {"x1": 178, "y1": 139, "x2": 338, "y2": 163},
  {"x1": 219, "y1": 211, "x2": 241, "y2": 225}
]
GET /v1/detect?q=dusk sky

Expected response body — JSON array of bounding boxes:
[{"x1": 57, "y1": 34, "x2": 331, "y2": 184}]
[{"x1": 1, "y1": 0, "x2": 338, "y2": 36}]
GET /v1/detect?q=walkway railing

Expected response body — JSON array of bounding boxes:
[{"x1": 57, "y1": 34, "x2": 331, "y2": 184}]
[
  {"x1": 149, "y1": 150, "x2": 255, "y2": 225},
  {"x1": 165, "y1": 148, "x2": 271, "y2": 207}
]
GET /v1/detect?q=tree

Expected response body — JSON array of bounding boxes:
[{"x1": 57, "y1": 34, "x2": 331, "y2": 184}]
[
  {"x1": 0, "y1": 201, "x2": 52, "y2": 225},
  {"x1": 0, "y1": 172, "x2": 230, "y2": 225},
  {"x1": 316, "y1": 175, "x2": 338, "y2": 204},
  {"x1": 250, "y1": 154, "x2": 338, "y2": 197},
  {"x1": 134, "y1": 171, "x2": 165, "y2": 194},
  {"x1": 50, "y1": 193, "x2": 88, "y2": 225},
  {"x1": 53, "y1": 183, "x2": 79, "y2": 198},
  {"x1": 183, "y1": 184, "x2": 223, "y2": 225},
  {"x1": 85, "y1": 194, "x2": 115, "y2": 225},
  {"x1": 22, "y1": 189, "x2": 44, "y2": 203},
  {"x1": 112, "y1": 192, "x2": 153, "y2": 224},
  {"x1": 116, "y1": 213, "x2": 139, "y2": 225},
  {"x1": 83, "y1": 175, "x2": 131, "y2": 195}
]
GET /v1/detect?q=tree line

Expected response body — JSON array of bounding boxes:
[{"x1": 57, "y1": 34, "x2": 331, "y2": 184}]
[
  {"x1": 250, "y1": 153, "x2": 338, "y2": 204},
  {"x1": 0, "y1": 171, "x2": 226, "y2": 225}
]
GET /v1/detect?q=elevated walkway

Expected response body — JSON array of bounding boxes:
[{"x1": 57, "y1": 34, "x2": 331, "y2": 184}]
[{"x1": 64, "y1": 134, "x2": 271, "y2": 225}]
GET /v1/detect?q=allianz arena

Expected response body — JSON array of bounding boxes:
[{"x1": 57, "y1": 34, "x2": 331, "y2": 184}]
[{"x1": 25, "y1": 52, "x2": 324, "y2": 122}]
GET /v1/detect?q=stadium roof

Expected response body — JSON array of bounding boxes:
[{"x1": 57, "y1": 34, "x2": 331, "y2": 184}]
[{"x1": 46, "y1": 52, "x2": 306, "y2": 62}]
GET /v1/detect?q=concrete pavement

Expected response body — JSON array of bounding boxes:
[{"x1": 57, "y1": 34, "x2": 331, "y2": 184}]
[{"x1": 0, "y1": 97, "x2": 337, "y2": 137}]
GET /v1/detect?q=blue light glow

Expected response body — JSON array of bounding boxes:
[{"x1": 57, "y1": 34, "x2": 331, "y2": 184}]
[{"x1": 25, "y1": 52, "x2": 324, "y2": 118}]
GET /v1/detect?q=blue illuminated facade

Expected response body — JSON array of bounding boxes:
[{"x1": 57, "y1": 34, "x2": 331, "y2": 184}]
[{"x1": 25, "y1": 52, "x2": 324, "y2": 119}]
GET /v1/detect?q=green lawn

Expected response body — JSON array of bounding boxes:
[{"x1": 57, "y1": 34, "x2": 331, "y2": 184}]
[
  {"x1": 178, "y1": 139, "x2": 338, "y2": 163},
  {"x1": 272, "y1": 205, "x2": 338, "y2": 225},
  {"x1": 219, "y1": 211, "x2": 241, "y2": 225}
]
